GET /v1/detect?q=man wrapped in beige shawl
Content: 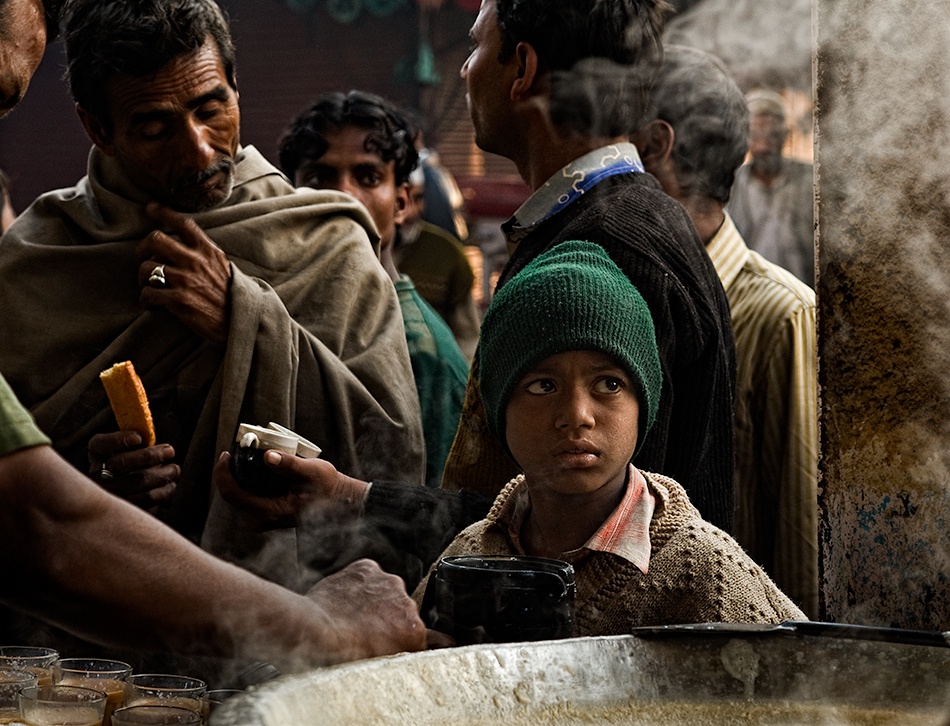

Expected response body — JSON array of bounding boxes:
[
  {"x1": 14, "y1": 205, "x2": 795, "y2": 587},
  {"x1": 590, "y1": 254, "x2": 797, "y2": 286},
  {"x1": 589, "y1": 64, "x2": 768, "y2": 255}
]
[{"x1": 0, "y1": 144, "x2": 425, "y2": 590}]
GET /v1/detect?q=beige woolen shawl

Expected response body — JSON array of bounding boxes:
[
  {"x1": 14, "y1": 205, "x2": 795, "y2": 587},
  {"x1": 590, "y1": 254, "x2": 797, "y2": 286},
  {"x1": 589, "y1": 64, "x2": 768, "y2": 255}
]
[{"x1": 0, "y1": 145, "x2": 424, "y2": 589}]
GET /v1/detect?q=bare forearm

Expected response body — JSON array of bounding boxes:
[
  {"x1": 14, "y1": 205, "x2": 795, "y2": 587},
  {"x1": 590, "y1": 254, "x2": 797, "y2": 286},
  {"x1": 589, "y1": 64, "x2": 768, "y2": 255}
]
[{"x1": 0, "y1": 446, "x2": 370, "y2": 668}]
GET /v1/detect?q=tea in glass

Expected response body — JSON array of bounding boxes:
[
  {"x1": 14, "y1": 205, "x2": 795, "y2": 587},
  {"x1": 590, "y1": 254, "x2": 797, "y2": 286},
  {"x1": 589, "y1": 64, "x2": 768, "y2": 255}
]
[
  {"x1": 53, "y1": 659, "x2": 132, "y2": 726},
  {"x1": 19, "y1": 685, "x2": 107, "y2": 726}
]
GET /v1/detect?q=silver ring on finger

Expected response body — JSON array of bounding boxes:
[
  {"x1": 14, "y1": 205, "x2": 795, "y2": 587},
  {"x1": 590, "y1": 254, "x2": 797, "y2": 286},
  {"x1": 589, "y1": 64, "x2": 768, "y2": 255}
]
[
  {"x1": 148, "y1": 263, "x2": 167, "y2": 288},
  {"x1": 100, "y1": 466, "x2": 116, "y2": 482}
]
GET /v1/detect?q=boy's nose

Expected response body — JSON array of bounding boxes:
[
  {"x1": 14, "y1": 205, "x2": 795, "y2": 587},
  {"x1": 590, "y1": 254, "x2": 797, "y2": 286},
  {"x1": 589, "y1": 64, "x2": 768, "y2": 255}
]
[
  {"x1": 338, "y1": 175, "x2": 359, "y2": 197},
  {"x1": 555, "y1": 389, "x2": 596, "y2": 430}
]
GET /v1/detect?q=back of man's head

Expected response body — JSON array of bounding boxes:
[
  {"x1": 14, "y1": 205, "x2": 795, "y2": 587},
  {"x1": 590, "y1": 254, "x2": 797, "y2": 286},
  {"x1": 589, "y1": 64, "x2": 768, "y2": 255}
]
[
  {"x1": 495, "y1": 0, "x2": 672, "y2": 137},
  {"x1": 278, "y1": 90, "x2": 418, "y2": 187},
  {"x1": 61, "y1": 0, "x2": 236, "y2": 130},
  {"x1": 645, "y1": 44, "x2": 748, "y2": 205}
]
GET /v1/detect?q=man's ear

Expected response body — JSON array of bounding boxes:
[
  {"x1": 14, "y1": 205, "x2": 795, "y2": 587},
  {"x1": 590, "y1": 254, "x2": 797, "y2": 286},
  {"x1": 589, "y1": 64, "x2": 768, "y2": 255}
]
[
  {"x1": 510, "y1": 41, "x2": 539, "y2": 101},
  {"x1": 394, "y1": 183, "x2": 411, "y2": 227},
  {"x1": 631, "y1": 119, "x2": 674, "y2": 169},
  {"x1": 76, "y1": 104, "x2": 116, "y2": 155}
]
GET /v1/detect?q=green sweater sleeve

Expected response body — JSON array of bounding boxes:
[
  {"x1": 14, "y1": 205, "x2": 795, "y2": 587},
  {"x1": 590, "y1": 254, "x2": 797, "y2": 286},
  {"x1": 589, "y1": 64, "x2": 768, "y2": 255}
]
[{"x1": 0, "y1": 373, "x2": 50, "y2": 456}]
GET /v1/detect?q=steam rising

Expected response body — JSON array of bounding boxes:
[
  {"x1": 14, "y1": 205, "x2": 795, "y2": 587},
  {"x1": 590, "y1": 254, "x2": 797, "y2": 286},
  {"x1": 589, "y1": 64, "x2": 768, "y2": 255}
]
[
  {"x1": 665, "y1": 0, "x2": 812, "y2": 91},
  {"x1": 816, "y1": 0, "x2": 950, "y2": 629}
]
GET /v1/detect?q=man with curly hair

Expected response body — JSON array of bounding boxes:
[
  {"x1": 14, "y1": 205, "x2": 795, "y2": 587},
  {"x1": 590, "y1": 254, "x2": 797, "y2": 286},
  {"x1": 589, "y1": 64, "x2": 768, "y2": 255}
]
[{"x1": 279, "y1": 91, "x2": 468, "y2": 494}]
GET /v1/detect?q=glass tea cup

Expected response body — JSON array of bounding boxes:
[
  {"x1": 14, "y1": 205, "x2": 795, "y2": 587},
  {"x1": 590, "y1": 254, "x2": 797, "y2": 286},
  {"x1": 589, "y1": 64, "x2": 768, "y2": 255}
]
[
  {"x1": 0, "y1": 647, "x2": 59, "y2": 687},
  {"x1": 53, "y1": 659, "x2": 132, "y2": 726},
  {"x1": 111, "y1": 705, "x2": 200, "y2": 725},
  {"x1": 123, "y1": 675, "x2": 206, "y2": 717},
  {"x1": 0, "y1": 669, "x2": 37, "y2": 724},
  {"x1": 19, "y1": 685, "x2": 107, "y2": 726}
]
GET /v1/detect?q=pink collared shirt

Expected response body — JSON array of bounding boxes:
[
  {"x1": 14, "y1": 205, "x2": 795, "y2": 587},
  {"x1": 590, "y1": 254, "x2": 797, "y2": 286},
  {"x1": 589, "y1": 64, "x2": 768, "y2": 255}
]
[{"x1": 496, "y1": 464, "x2": 655, "y2": 574}]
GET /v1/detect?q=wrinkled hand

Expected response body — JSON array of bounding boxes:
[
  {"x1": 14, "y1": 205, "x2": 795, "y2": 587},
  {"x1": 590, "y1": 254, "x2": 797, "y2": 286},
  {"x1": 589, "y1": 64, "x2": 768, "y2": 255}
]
[
  {"x1": 213, "y1": 450, "x2": 369, "y2": 531},
  {"x1": 88, "y1": 431, "x2": 179, "y2": 510},
  {"x1": 306, "y1": 559, "x2": 426, "y2": 662},
  {"x1": 138, "y1": 202, "x2": 232, "y2": 343}
]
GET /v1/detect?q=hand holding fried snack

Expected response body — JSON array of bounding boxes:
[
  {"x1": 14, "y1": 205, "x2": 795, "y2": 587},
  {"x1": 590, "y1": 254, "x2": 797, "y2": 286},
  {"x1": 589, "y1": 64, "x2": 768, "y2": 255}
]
[{"x1": 96, "y1": 362, "x2": 177, "y2": 509}]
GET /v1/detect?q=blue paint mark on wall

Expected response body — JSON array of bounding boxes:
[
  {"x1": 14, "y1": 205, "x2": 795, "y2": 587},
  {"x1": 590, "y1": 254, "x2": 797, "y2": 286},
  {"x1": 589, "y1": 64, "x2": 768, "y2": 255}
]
[{"x1": 857, "y1": 496, "x2": 890, "y2": 532}]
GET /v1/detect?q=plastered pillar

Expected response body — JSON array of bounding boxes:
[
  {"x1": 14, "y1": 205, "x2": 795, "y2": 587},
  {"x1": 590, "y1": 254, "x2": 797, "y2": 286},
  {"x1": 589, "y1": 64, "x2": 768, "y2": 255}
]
[{"x1": 816, "y1": 0, "x2": 950, "y2": 627}]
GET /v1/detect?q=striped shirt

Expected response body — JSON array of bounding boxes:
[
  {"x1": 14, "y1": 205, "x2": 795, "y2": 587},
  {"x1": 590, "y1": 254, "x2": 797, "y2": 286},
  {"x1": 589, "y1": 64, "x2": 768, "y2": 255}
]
[
  {"x1": 497, "y1": 464, "x2": 655, "y2": 573},
  {"x1": 707, "y1": 214, "x2": 819, "y2": 618}
]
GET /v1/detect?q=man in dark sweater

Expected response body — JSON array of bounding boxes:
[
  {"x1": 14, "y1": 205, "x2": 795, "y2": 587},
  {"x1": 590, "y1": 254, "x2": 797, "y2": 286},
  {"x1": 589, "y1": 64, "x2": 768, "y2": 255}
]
[
  {"x1": 442, "y1": 0, "x2": 736, "y2": 530},
  {"x1": 216, "y1": 0, "x2": 737, "y2": 586}
]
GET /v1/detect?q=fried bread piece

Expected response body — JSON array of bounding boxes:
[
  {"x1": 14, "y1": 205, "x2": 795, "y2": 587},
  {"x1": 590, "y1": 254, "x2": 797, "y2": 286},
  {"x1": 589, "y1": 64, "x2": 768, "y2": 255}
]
[{"x1": 99, "y1": 361, "x2": 156, "y2": 446}]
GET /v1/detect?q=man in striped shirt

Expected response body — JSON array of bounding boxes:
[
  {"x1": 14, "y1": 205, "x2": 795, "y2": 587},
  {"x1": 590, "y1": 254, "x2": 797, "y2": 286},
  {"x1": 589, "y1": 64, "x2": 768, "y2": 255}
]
[{"x1": 631, "y1": 45, "x2": 819, "y2": 618}]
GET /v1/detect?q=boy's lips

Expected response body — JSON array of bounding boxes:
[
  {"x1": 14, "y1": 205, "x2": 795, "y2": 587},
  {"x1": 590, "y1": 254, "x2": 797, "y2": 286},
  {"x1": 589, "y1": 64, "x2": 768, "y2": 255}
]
[
  {"x1": 554, "y1": 438, "x2": 598, "y2": 454},
  {"x1": 553, "y1": 441, "x2": 599, "y2": 466}
]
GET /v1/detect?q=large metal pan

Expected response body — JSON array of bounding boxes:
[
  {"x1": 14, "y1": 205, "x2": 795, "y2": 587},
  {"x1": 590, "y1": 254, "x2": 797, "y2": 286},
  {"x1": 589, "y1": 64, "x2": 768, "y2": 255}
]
[{"x1": 212, "y1": 623, "x2": 950, "y2": 725}]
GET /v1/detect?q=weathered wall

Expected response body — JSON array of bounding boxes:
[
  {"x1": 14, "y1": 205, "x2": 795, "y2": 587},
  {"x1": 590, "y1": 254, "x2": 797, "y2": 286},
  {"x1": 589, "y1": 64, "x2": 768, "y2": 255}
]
[{"x1": 817, "y1": 0, "x2": 950, "y2": 628}]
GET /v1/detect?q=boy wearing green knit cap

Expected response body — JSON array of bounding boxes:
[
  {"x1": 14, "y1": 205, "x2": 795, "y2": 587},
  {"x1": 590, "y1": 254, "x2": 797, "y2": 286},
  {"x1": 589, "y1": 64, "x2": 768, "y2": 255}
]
[{"x1": 414, "y1": 241, "x2": 804, "y2": 636}]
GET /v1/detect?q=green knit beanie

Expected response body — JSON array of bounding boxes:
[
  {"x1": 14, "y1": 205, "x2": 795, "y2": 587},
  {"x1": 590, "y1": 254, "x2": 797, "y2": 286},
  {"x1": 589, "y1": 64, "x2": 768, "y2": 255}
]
[{"x1": 479, "y1": 240, "x2": 662, "y2": 458}]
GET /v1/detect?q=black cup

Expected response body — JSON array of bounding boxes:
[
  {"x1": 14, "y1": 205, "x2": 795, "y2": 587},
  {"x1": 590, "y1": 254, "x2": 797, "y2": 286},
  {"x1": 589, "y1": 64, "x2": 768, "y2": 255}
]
[
  {"x1": 422, "y1": 555, "x2": 575, "y2": 645},
  {"x1": 229, "y1": 444, "x2": 289, "y2": 496},
  {"x1": 229, "y1": 424, "x2": 301, "y2": 497}
]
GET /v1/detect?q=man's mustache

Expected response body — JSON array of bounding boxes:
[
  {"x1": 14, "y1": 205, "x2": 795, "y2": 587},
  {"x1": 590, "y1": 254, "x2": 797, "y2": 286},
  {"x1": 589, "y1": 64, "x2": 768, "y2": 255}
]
[{"x1": 175, "y1": 158, "x2": 236, "y2": 190}]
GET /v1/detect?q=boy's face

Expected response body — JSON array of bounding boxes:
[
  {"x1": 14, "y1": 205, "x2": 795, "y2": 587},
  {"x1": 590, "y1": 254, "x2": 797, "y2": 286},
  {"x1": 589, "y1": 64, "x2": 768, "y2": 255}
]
[
  {"x1": 505, "y1": 350, "x2": 639, "y2": 499},
  {"x1": 293, "y1": 125, "x2": 407, "y2": 249}
]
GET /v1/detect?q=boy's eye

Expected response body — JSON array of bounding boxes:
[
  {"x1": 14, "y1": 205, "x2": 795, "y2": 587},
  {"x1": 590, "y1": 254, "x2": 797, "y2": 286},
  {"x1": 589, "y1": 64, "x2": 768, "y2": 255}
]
[
  {"x1": 595, "y1": 376, "x2": 625, "y2": 394},
  {"x1": 300, "y1": 171, "x2": 332, "y2": 188},
  {"x1": 357, "y1": 170, "x2": 382, "y2": 187},
  {"x1": 525, "y1": 379, "x2": 556, "y2": 394}
]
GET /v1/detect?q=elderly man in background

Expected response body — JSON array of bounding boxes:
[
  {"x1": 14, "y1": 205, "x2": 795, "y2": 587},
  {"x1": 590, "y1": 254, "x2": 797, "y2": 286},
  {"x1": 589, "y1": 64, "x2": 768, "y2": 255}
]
[
  {"x1": 728, "y1": 89, "x2": 816, "y2": 287},
  {"x1": 632, "y1": 46, "x2": 819, "y2": 618},
  {"x1": 0, "y1": 0, "x2": 423, "y2": 593},
  {"x1": 0, "y1": 0, "x2": 425, "y2": 676}
]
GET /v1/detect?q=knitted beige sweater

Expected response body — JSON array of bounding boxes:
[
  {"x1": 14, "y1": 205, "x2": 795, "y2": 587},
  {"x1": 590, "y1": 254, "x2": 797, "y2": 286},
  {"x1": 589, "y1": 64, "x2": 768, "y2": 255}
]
[{"x1": 415, "y1": 472, "x2": 806, "y2": 635}]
